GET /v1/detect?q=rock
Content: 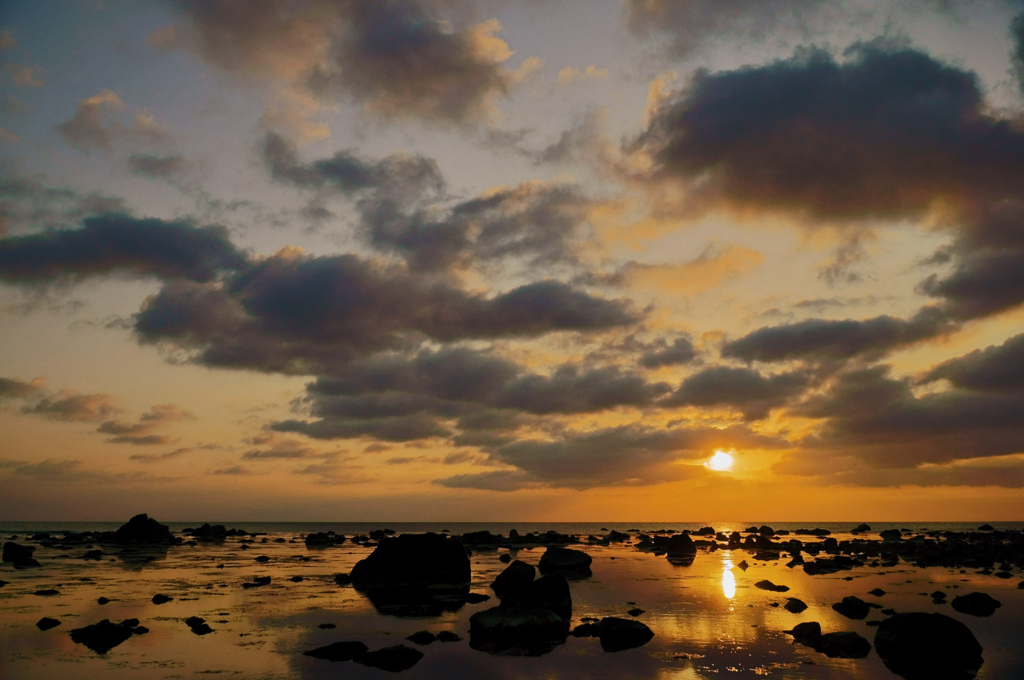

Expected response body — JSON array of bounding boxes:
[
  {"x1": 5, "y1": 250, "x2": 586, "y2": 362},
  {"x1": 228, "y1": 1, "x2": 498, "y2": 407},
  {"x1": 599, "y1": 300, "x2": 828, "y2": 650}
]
[
  {"x1": 304, "y1": 640, "x2": 369, "y2": 662},
  {"x1": 469, "y1": 606, "x2": 570, "y2": 656},
  {"x1": 832, "y1": 596, "x2": 870, "y2": 620},
  {"x1": 151, "y1": 593, "x2": 173, "y2": 604},
  {"x1": 34, "y1": 589, "x2": 60, "y2": 596},
  {"x1": 491, "y1": 560, "x2": 536, "y2": 598},
  {"x1": 788, "y1": 621, "x2": 822, "y2": 647},
  {"x1": 951, "y1": 592, "x2": 1002, "y2": 617},
  {"x1": 185, "y1": 616, "x2": 214, "y2": 635},
  {"x1": 572, "y1": 622, "x2": 600, "y2": 637},
  {"x1": 736, "y1": 560, "x2": 749, "y2": 571},
  {"x1": 351, "y1": 533, "x2": 470, "y2": 585},
  {"x1": 437, "y1": 630, "x2": 461, "y2": 642},
  {"x1": 2, "y1": 541, "x2": 39, "y2": 567},
  {"x1": 501, "y1": 574, "x2": 573, "y2": 622},
  {"x1": 318, "y1": 623, "x2": 335, "y2": 629},
  {"x1": 499, "y1": 553, "x2": 512, "y2": 563},
  {"x1": 304, "y1": 531, "x2": 346, "y2": 547},
  {"x1": 333, "y1": 573, "x2": 351, "y2": 586},
  {"x1": 852, "y1": 524, "x2": 871, "y2": 532},
  {"x1": 595, "y1": 617, "x2": 655, "y2": 652},
  {"x1": 355, "y1": 644, "x2": 424, "y2": 672},
  {"x1": 977, "y1": 524, "x2": 994, "y2": 531},
  {"x1": 242, "y1": 576, "x2": 271, "y2": 589},
  {"x1": 406, "y1": 630, "x2": 437, "y2": 645},
  {"x1": 818, "y1": 631, "x2": 871, "y2": 658},
  {"x1": 627, "y1": 608, "x2": 644, "y2": 617},
  {"x1": 98, "y1": 597, "x2": 110, "y2": 605},
  {"x1": 880, "y1": 529, "x2": 903, "y2": 541},
  {"x1": 83, "y1": 550, "x2": 103, "y2": 560},
  {"x1": 254, "y1": 555, "x2": 269, "y2": 563},
  {"x1": 288, "y1": 576, "x2": 303, "y2": 582},
  {"x1": 538, "y1": 547, "x2": 592, "y2": 574},
  {"x1": 1018, "y1": 581, "x2": 1024, "y2": 589},
  {"x1": 665, "y1": 534, "x2": 696, "y2": 558},
  {"x1": 874, "y1": 612, "x2": 983, "y2": 680},
  {"x1": 465, "y1": 593, "x2": 490, "y2": 604},
  {"x1": 785, "y1": 598, "x2": 808, "y2": 613},
  {"x1": 69, "y1": 619, "x2": 140, "y2": 654},
  {"x1": 754, "y1": 580, "x2": 790, "y2": 593},
  {"x1": 0, "y1": 580, "x2": 6, "y2": 587},
  {"x1": 758, "y1": 525, "x2": 775, "y2": 537},
  {"x1": 869, "y1": 588, "x2": 886, "y2": 597},
  {"x1": 112, "y1": 514, "x2": 175, "y2": 545},
  {"x1": 37, "y1": 617, "x2": 61, "y2": 631}
]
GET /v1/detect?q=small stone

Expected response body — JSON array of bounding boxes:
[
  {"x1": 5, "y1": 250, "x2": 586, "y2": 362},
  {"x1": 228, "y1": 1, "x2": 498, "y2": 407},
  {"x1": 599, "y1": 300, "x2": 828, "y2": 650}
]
[
  {"x1": 151, "y1": 594, "x2": 173, "y2": 604},
  {"x1": 37, "y1": 617, "x2": 61, "y2": 631}
]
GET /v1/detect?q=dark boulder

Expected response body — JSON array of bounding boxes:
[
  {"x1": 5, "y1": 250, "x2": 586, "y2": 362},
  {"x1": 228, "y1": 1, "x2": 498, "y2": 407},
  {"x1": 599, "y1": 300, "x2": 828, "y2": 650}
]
[
  {"x1": 951, "y1": 592, "x2": 1001, "y2": 617},
  {"x1": 112, "y1": 514, "x2": 176, "y2": 545},
  {"x1": 499, "y1": 553, "x2": 511, "y2": 563},
  {"x1": 852, "y1": 524, "x2": 871, "y2": 532},
  {"x1": 242, "y1": 576, "x2": 271, "y2": 589},
  {"x1": 304, "y1": 531, "x2": 346, "y2": 547},
  {"x1": 351, "y1": 533, "x2": 470, "y2": 585},
  {"x1": 538, "y1": 547, "x2": 592, "y2": 574},
  {"x1": 465, "y1": 592, "x2": 491, "y2": 604},
  {"x1": 37, "y1": 617, "x2": 61, "y2": 631},
  {"x1": 627, "y1": 607, "x2": 644, "y2": 617},
  {"x1": 880, "y1": 529, "x2": 903, "y2": 541},
  {"x1": 784, "y1": 598, "x2": 808, "y2": 614},
  {"x1": 977, "y1": 524, "x2": 994, "y2": 531},
  {"x1": 355, "y1": 644, "x2": 424, "y2": 672},
  {"x1": 491, "y1": 560, "x2": 535, "y2": 598},
  {"x1": 788, "y1": 621, "x2": 822, "y2": 647},
  {"x1": 304, "y1": 640, "x2": 369, "y2": 662},
  {"x1": 595, "y1": 617, "x2": 655, "y2": 652},
  {"x1": 151, "y1": 594, "x2": 173, "y2": 604},
  {"x1": 869, "y1": 588, "x2": 886, "y2": 597},
  {"x1": 69, "y1": 619, "x2": 142, "y2": 654},
  {"x1": 754, "y1": 580, "x2": 790, "y2": 593},
  {"x1": 83, "y1": 550, "x2": 103, "y2": 560},
  {"x1": 3, "y1": 541, "x2": 39, "y2": 567},
  {"x1": 34, "y1": 589, "x2": 60, "y2": 596},
  {"x1": 98, "y1": 597, "x2": 110, "y2": 605},
  {"x1": 832, "y1": 596, "x2": 870, "y2": 620},
  {"x1": 185, "y1": 616, "x2": 214, "y2": 635},
  {"x1": 437, "y1": 631, "x2": 461, "y2": 642},
  {"x1": 875, "y1": 612, "x2": 983, "y2": 680},
  {"x1": 406, "y1": 630, "x2": 437, "y2": 645}
]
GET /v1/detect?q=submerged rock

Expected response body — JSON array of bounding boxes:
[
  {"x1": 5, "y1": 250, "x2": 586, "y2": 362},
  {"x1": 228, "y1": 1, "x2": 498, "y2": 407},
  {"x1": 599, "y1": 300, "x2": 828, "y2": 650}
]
[
  {"x1": 832, "y1": 596, "x2": 870, "y2": 620},
  {"x1": 69, "y1": 619, "x2": 143, "y2": 654},
  {"x1": 754, "y1": 580, "x2": 790, "y2": 593},
  {"x1": 595, "y1": 617, "x2": 655, "y2": 652},
  {"x1": 538, "y1": 547, "x2": 592, "y2": 574},
  {"x1": 304, "y1": 640, "x2": 369, "y2": 662},
  {"x1": 951, "y1": 592, "x2": 1001, "y2": 617},
  {"x1": 874, "y1": 612, "x2": 983, "y2": 680},
  {"x1": 355, "y1": 644, "x2": 424, "y2": 672},
  {"x1": 36, "y1": 617, "x2": 61, "y2": 631}
]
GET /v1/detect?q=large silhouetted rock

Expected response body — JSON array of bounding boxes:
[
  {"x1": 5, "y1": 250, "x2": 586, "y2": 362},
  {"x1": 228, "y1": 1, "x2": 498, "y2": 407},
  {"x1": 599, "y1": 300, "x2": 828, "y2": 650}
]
[
  {"x1": 538, "y1": 547, "x2": 592, "y2": 574},
  {"x1": 832, "y1": 596, "x2": 870, "y2": 619},
  {"x1": 754, "y1": 580, "x2": 789, "y2": 592},
  {"x1": 491, "y1": 560, "x2": 535, "y2": 598},
  {"x1": 874, "y1": 613, "x2": 983, "y2": 680},
  {"x1": 784, "y1": 598, "x2": 808, "y2": 613},
  {"x1": 3, "y1": 541, "x2": 39, "y2": 567},
  {"x1": 350, "y1": 533, "x2": 471, "y2": 617},
  {"x1": 111, "y1": 514, "x2": 176, "y2": 545},
  {"x1": 595, "y1": 617, "x2": 655, "y2": 652},
  {"x1": 505, "y1": 574, "x2": 572, "y2": 621},
  {"x1": 951, "y1": 592, "x2": 1001, "y2": 617},
  {"x1": 37, "y1": 617, "x2": 61, "y2": 631},
  {"x1": 818, "y1": 632, "x2": 871, "y2": 658},
  {"x1": 665, "y1": 534, "x2": 696, "y2": 558}
]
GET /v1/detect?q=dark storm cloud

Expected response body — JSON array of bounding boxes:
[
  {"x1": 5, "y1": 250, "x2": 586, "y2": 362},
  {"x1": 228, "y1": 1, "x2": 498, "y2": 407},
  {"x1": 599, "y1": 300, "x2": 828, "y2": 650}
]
[
  {"x1": 625, "y1": 0, "x2": 827, "y2": 57},
  {"x1": 637, "y1": 43, "x2": 1024, "y2": 221},
  {"x1": 263, "y1": 133, "x2": 592, "y2": 273},
  {"x1": 168, "y1": 0, "x2": 520, "y2": 125},
  {"x1": 128, "y1": 153, "x2": 185, "y2": 179},
  {"x1": 134, "y1": 252, "x2": 640, "y2": 373},
  {"x1": 664, "y1": 366, "x2": 809, "y2": 420},
  {"x1": 0, "y1": 212, "x2": 248, "y2": 284},
  {"x1": 639, "y1": 336, "x2": 697, "y2": 368},
  {"x1": 494, "y1": 365, "x2": 670, "y2": 414},
  {"x1": 722, "y1": 307, "x2": 952, "y2": 363},
  {"x1": 792, "y1": 362, "x2": 1024, "y2": 468},
  {"x1": 923, "y1": 332, "x2": 1024, "y2": 393}
]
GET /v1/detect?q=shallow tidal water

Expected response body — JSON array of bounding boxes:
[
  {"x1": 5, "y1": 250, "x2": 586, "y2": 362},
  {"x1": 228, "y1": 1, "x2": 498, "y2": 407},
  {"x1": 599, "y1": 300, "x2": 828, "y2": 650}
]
[{"x1": 2, "y1": 521, "x2": 1023, "y2": 679}]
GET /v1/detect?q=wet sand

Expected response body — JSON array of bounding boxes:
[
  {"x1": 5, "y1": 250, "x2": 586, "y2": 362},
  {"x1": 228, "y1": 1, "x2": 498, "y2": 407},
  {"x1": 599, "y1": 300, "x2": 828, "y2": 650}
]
[{"x1": 2, "y1": 523, "x2": 1022, "y2": 679}]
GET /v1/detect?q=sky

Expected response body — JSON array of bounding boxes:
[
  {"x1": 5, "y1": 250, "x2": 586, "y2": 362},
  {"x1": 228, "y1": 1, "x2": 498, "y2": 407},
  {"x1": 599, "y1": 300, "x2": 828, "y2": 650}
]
[{"x1": 3, "y1": 0, "x2": 1024, "y2": 522}]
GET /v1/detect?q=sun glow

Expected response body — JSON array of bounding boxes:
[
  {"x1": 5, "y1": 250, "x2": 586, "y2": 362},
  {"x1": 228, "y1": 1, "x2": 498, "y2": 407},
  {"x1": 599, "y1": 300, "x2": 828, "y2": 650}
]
[{"x1": 706, "y1": 450, "x2": 734, "y2": 471}]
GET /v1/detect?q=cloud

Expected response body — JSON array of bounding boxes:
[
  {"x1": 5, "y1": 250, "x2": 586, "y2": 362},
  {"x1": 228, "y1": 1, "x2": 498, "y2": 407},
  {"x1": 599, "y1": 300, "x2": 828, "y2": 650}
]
[
  {"x1": 23, "y1": 391, "x2": 118, "y2": 421},
  {"x1": 128, "y1": 153, "x2": 185, "y2": 179},
  {"x1": 134, "y1": 250, "x2": 640, "y2": 373},
  {"x1": 626, "y1": 0, "x2": 828, "y2": 58},
  {"x1": 722, "y1": 306, "x2": 953, "y2": 363},
  {"x1": 494, "y1": 365, "x2": 669, "y2": 414},
  {"x1": 640, "y1": 337, "x2": 697, "y2": 368},
  {"x1": 164, "y1": 1, "x2": 531, "y2": 126},
  {"x1": 129, "y1": 447, "x2": 191, "y2": 463},
  {"x1": 433, "y1": 469, "x2": 535, "y2": 491},
  {"x1": 0, "y1": 376, "x2": 42, "y2": 400},
  {"x1": 0, "y1": 458, "x2": 165, "y2": 483},
  {"x1": 557, "y1": 64, "x2": 608, "y2": 85},
  {"x1": 923, "y1": 332, "x2": 1024, "y2": 393},
  {"x1": 55, "y1": 90, "x2": 169, "y2": 152},
  {"x1": 0, "y1": 171, "x2": 126, "y2": 238},
  {"x1": 5, "y1": 63, "x2": 44, "y2": 87},
  {"x1": 1012, "y1": 11, "x2": 1024, "y2": 93},
  {"x1": 591, "y1": 244, "x2": 763, "y2": 294},
  {"x1": 240, "y1": 436, "x2": 337, "y2": 460},
  {"x1": 0, "y1": 212, "x2": 248, "y2": 284},
  {"x1": 263, "y1": 132, "x2": 594, "y2": 273},
  {"x1": 97, "y1": 404, "x2": 192, "y2": 446},
  {"x1": 664, "y1": 366, "x2": 810, "y2": 420},
  {"x1": 210, "y1": 465, "x2": 252, "y2": 475}
]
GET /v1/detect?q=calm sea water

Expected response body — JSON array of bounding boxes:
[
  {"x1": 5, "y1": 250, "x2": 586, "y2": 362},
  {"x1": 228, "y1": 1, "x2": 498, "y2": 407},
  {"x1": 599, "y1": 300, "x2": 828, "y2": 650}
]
[{"x1": 1, "y1": 521, "x2": 1021, "y2": 679}]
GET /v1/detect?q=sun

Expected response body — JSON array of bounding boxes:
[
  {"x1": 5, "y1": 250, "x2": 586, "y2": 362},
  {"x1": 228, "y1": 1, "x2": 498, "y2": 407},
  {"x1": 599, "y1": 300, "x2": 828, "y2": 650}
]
[{"x1": 706, "y1": 450, "x2": 735, "y2": 472}]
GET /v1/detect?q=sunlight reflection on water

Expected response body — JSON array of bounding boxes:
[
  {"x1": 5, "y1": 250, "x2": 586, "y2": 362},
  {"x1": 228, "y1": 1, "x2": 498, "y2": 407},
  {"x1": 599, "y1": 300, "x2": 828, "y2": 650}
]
[{"x1": 721, "y1": 559, "x2": 736, "y2": 600}]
